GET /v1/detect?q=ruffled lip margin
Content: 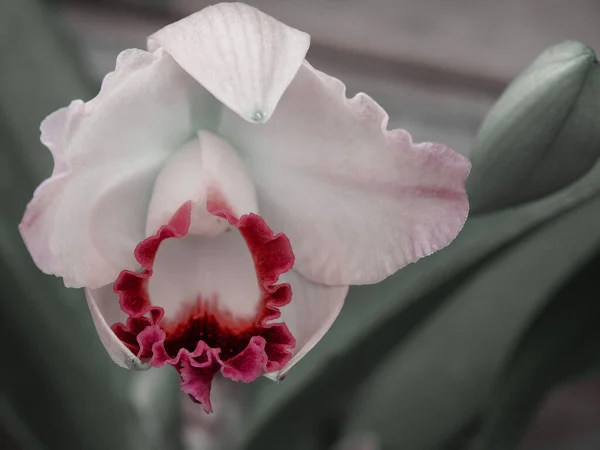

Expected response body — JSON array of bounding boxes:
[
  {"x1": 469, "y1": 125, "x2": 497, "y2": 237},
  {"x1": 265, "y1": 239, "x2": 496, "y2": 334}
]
[{"x1": 111, "y1": 201, "x2": 296, "y2": 413}]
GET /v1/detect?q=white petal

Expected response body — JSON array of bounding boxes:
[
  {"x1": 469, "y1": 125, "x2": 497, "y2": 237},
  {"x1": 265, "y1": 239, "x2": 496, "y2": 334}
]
[
  {"x1": 144, "y1": 130, "x2": 260, "y2": 319},
  {"x1": 147, "y1": 2, "x2": 310, "y2": 123},
  {"x1": 85, "y1": 285, "x2": 151, "y2": 370},
  {"x1": 220, "y1": 62, "x2": 470, "y2": 286},
  {"x1": 265, "y1": 271, "x2": 348, "y2": 379},
  {"x1": 20, "y1": 48, "x2": 218, "y2": 289},
  {"x1": 145, "y1": 130, "x2": 258, "y2": 237},
  {"x1": 147, "y1": 229, "x2": 262, "y2": 321}
]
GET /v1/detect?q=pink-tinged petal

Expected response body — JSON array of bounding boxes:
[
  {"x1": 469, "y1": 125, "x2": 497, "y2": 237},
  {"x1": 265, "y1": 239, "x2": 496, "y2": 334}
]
[
  {"x1": 20, "y1": 48, "x2": 218, "y2": 289},
  {"x1": 111, "y1": 203, "x2": 296, "y2": 412},
  {"x1": 146, "y1": 214, "x2": 265, "y2": 321},
  {"x1": 147, "y1": 2, "x2": 310, "y2": 124},
  {"x1": 265, "y1": 271, "x2": 348, "y2": 380},
  {"x1": 220, "y1": 335, "x2": 267, "y2": 382},
  {"x1": 220, "y1": 62, "x2": 470, "y2": 286},
  {"x1": 146, "y1": 131, "x2": 258, "y2": 237},
  {"x1": 142, "y1": 131, "x2": 260, "y2": 319},
  {"x1": 179, "y1": 349, "x2": 222, "y2": 414},
  {"x1": 85, "y1": 285, "x2": 151, "y2": 370}
]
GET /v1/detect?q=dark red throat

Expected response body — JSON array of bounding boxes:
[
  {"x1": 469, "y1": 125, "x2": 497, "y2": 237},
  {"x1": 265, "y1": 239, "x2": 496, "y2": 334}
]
[{"x1": 111, "y1": 201, "x2": 296, "y2": 413}]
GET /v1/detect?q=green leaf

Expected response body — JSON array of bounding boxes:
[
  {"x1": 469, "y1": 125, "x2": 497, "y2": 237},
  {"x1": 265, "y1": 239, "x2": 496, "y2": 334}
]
[
  {"x1": 467, "y1": 41, "x2": 600, "y2": 213},
  {"x1": 473, "y1": 253, "x2": 600, "y2": 450},
  {"x1": 342, "y1": 191, "x2": 600, "y2": 449}
]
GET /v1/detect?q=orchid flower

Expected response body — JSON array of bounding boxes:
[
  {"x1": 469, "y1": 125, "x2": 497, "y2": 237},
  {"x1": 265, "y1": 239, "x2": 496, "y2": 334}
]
[{"x1": 19, "y1": 2, "x2": 470, "y2": 413}]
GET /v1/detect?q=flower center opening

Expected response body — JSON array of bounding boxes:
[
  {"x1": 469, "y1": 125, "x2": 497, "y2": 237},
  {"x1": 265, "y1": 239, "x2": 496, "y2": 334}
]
[{"x1": 111, "y1": 202, "x2": 295, "y2": 412}]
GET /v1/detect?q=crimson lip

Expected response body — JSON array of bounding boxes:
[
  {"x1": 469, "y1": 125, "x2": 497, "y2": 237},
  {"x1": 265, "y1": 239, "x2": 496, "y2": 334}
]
[{"x1": 111, "y1": 200, "x2": 296, "y2": 412}]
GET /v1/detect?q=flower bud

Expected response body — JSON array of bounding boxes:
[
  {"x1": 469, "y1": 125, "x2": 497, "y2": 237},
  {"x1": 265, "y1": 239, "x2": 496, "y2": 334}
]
[{"x1": 467, "y1": 41, "x2": 600, "y2": 213}]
